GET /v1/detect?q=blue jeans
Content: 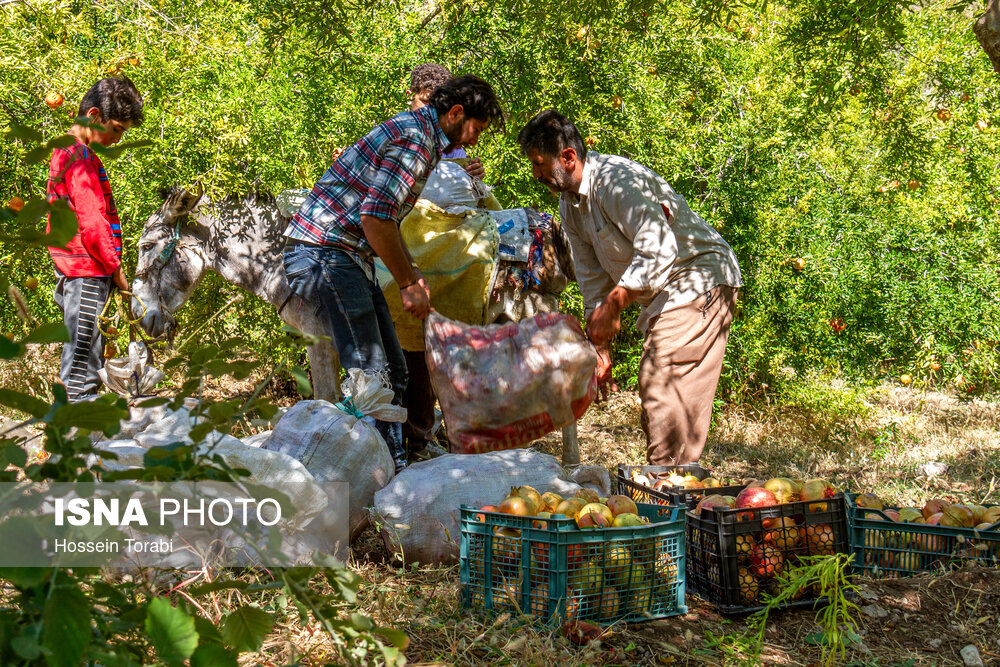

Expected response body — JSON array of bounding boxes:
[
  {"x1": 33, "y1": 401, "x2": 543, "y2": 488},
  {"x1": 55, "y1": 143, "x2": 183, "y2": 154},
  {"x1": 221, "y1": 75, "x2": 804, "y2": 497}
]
[{"x1": 283, "y1": 244, "x2": 408, "y2": 466}]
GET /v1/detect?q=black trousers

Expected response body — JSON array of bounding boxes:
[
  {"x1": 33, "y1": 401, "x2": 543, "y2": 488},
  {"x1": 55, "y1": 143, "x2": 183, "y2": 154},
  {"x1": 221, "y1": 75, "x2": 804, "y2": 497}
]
[{"x1": 53, "y1": 270, "x2": 111, "y2": 401}]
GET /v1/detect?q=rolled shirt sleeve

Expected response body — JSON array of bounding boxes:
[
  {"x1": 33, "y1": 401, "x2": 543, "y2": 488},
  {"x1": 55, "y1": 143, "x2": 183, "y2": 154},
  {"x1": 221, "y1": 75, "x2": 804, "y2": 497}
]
[
  {"x1": 65, "y1": 157, "x2": 121, "y2": 275},
  {"x1": 360, "y1": 131, "x2": 433, "y2": 222}
]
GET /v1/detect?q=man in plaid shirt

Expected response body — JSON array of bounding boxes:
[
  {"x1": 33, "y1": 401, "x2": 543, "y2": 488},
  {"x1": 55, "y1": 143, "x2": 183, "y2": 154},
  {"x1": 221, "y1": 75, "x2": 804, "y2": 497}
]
[{"x1": 283, "y1": 75, "x2": 503, "y2": 473}]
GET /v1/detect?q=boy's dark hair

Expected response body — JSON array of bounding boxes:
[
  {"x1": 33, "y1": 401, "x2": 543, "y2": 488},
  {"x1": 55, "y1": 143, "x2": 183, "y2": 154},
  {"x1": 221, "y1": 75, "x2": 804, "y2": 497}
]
[
  {"x1": 430, "y1": 75, "x2": 504, "y2": 129},
  {"x1": 78, "y1": 77, "x2": 144, "y2": 126},
  {"x1": 410, "y1": 63, "x2": 452, "y2": 94},
  {"x1": 517, "y1": 110, "x2": 586, "y2": 160}
]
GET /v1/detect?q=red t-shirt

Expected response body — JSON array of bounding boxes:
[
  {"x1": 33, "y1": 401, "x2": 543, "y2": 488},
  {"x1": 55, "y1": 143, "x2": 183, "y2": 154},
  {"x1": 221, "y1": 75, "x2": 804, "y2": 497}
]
[{"x1": 46, "y1": 139, "x2": 122, "y2": 277}]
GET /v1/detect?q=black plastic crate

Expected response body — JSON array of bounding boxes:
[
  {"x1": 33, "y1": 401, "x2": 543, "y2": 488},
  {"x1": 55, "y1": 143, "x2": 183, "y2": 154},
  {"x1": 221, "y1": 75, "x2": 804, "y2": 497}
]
[
  {"x1": 460, "y1": 503, "x2": 687, "y2": 624},
  {"x1": 686, "y1": 492, "x2": 852, "y2": 614},
  {"x1": 846, "y1": 493, "x2": 1000, "y2": 578},
  {"x1": 617, "y1": 464, "x2": 744, "y2": 508}
]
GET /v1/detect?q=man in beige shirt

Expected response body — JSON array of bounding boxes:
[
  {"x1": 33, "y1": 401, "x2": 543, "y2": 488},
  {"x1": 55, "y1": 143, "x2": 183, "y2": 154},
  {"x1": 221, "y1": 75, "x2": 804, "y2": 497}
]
[{"x1": 517, "y1": 110, "x2": 742, "y2": 466}]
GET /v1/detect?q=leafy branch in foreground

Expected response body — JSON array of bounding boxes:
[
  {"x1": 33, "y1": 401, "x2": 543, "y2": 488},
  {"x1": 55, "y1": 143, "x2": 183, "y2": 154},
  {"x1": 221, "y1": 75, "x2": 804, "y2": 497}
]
[{"x1": 748, "y1": 553, "x2": 861, "y2": 666}]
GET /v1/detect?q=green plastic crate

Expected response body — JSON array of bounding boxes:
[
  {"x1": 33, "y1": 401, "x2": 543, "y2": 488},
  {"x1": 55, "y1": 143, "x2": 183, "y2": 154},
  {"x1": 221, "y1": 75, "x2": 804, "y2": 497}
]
[
  {"x1": 460, "y1": 503, "x2": 686, "y2": 624},
  {"x1": 846, "y1": 493, "x2": 1000, "y2": 578}
]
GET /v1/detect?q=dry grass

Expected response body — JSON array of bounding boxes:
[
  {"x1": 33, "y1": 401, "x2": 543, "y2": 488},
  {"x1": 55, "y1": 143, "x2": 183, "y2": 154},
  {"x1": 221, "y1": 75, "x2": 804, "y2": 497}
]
[{"x1": 4, "y1": 351, "x2": 1000, "y2": 665}]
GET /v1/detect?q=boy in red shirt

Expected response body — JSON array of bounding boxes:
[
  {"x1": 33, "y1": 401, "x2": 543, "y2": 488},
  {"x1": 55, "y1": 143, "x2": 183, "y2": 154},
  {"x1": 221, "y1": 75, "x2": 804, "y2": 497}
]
[{"x1": 47, "y1": 77, "x2": 143, "y2": 401}]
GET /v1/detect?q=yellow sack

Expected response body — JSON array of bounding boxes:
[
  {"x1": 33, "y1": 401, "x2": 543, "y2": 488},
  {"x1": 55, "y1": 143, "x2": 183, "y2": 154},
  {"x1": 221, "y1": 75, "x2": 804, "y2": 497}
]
[{"x1": 375, "y1": 199, "x2": 499, "y2": 351}]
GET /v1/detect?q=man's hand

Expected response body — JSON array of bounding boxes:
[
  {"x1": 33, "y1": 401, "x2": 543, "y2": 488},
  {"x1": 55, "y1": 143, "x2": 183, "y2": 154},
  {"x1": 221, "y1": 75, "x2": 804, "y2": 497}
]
[
  {"x1": 464, "y1": 157, "x2": 485, "y2": 180},
  {"x1": 112, "y1": 266, "x2": 129, "y2": 293},
  {"x1": 594, "y1": 345, "x2": 618, "y2": 402},
  {"x1": 400, "y1": 281, "x2": 431, "y2": 320},
  {"x1": 586, "y1": 300, "x2": 622, "y2": 348}
]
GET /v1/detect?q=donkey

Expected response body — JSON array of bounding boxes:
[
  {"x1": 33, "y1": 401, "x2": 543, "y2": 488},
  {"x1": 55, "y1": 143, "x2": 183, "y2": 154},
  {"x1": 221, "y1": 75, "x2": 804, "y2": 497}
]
[{"x1": 131, "y1": 188, "x2": 583, "y2": 463}]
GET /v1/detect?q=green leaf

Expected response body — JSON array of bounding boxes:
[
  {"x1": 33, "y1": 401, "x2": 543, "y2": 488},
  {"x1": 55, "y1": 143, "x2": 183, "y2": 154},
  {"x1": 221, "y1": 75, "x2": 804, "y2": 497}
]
[
  {"x1": 0, "y1": 566, "x2": 51, "y2": 588},
  {"x1": 89, "y1": 139, "x2": 154, "y2": 160},
  {"x1": 190, "y1": 643, "x2": 238, "y2": 667},
  {"x1": 43, "y1": 582, "x2": 92, "y2": 667},
  {"x1": 144, "y1": 597, "x2": 199, "y2": 667},
  {"x1": 193, "y1": 615, "x2": 225, "y2": 645},
  {"x1": 6, "y1": 123, "x2": 44, "y2": 143},
  {"x1": 50, "y1": 398, "x2": 128, "y2": 432},
  {"x1": 220, "y1": 606, "x2": 274, "y2": 653},
  {"x1": 46, "y1": 134, "x2": 78, "y2": 149},
  {"x1": 0, "y1": 389, "x2": 49, "y2": 418},
  {"x1": 374, "y1": 627, "x2": 410, "y2": 649},
  {"x1": 135, "y1": 397, "x2": 171, "y2": 408},
  {"x1": 288, "y1": 366, "x2": 313, "y2": 397},
  {"x1": 11, "y1": 634, "x2": 41, "y2": 659},
  {"x1": 23, "y1": 323, "x2": 70, "y2": 344},
  {"x1": 23, "y1": 145, "x2": 51, "y2": 165},
  {"x1": 187, "y1": 580, "x2": 249, "y2": 596},
  {"x1": 5, "y1": 443, "x2": 27, "y2": 468},
  {"x1": 0, "y1": 334, "x2": 22, "y2": 359},
  {"x1": 45, "y1": 200, "x2": 79, "y2": 249}
]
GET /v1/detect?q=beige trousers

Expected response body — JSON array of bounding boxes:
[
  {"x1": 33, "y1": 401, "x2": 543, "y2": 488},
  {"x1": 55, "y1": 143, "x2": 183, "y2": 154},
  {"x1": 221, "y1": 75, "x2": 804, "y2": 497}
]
[{"x1": 639, "y1": 286, "x2": 737, "y2": 466}]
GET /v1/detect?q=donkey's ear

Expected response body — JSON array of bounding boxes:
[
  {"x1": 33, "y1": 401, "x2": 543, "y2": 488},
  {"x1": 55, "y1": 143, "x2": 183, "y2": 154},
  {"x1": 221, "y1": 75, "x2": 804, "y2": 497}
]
[{"x1": 163, "y1": 186, "x2": 203, "y2": 219}]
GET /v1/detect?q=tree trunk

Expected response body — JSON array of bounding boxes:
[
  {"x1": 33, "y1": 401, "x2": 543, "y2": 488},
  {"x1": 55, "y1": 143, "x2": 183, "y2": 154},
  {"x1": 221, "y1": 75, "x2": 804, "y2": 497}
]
[{"x1": 975, "y1": 0, "x2": 1000, "y2": 76}]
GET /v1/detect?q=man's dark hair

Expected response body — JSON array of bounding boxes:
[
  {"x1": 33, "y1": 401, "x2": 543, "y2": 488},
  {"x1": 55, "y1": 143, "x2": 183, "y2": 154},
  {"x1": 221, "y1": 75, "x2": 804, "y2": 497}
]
[
  {"x1": 517, "y1": 110, "x2": 586, "y2": 161},
  {"x1": 430, "y1": 75, "x2": 504, "y2": 129},
  {"x1": 78, "y1": 77, "x2": 144, "y2": 126},
  {"x1": 410, "y1": 63, "x2": 452, "y2": 94}
]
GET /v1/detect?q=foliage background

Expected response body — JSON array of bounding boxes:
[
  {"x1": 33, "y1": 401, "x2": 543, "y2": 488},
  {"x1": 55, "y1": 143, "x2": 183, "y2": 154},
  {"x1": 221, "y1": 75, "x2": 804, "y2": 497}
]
[{"x1": 2, "y1": 0, "x2": 999, "y2": 399}]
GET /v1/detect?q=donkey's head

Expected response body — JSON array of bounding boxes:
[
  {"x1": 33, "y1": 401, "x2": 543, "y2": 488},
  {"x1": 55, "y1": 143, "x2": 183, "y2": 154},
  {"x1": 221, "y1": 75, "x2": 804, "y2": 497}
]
[{"x1": 131, "y1": 187, "x2": 206, "y2": 338}]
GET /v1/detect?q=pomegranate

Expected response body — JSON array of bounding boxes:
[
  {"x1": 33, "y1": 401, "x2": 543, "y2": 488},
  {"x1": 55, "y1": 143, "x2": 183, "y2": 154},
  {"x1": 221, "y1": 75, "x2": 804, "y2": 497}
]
[
  {"x1": 530, "y1": 541, "x2": 550, "y2": 568},
  {"x1": 514, "y1": 485, "x2": 544, "y2": 514},
  {"x1": 696, "y1": 494, "x2": 734, "y2": 515},
  {"x1": 924, "y1": 512, "x2": 943, "y2": 526},
  {"x1": 612, "y1": 513, "x2": 645, "y2": 527},
  {"x1": 735, "y1": 487, "x2": 778, "y2": 520},
  {"x1": 568, "y1": 559, "x2": 605, "y2": 595},
  {"x1": 554, "y1": 498, "x2": 585, "y2": 518},
  {"x1": 804, "y1": 523, "x2": 835, "y2": 555},
  {"x1": 475, "y1": 504, "x2": 499, "y2": 522},
  {"x1": 579, "y1": 503, "x2": 613, "y2": 525},
  {"x1": 970, "y1": 505, "x2": 988, "y2": 524},
  {"x1": 702, "y1": 477, "x2": 722, "y2": 488},
  {"x1": 738, "y1": 567, "x2": 759, "y2": 604},
  {"x1": 922, "y1": 498, "x2": 950, "y2": 518},
  {"x1": 529, "y1": 584, "x2": 549, "y2": 617},
  {"x1": 602, "y1": 543, "x2": 632, "y2": 579},
  {"x1": 940, "y1": 504, "x2": 975, "y2": 528},
  {"x1": 576, "y1": 508, "x2": 611, "y2": 529},
  {"x1": 680, "y1": 474, "x2": 704, "y2": 489},
  {"x1": 605, "y1": 495, "x2": 638, "y2": 517},
  {"x1": 762, "y1": 516, "x2": 802, "y2": 550},
  {"x1": 763, "y1": 477, "x2": 797, "y2": 503},
  {"x1": 532, "y1": 511, "x2": 551, "y2": 530},
  {"x1": 735, "y1": 534, "x2": 757, "y2": 558},
  {"x1": 854, "y1": 493, "x2": 883, "y2": 510},
  {"x1": 800, "y1": 479, "x2": 836, "y2": 512},
  {"x1": 898, "y1": 507, "x2": 923, "y2": 523},
  {"x1": 540, "y1": 492, "x2": 563, "y2": 513},
  {"x1": 632, "y1": 473, "x2": 652, "y2": 488},
  {"x1": 749, "y1": 543, "x2": 784, "y2": 578},
  {"x1": 652, "y1": 478, "x2": 674, "y2": 492},
  {"x1": 981, "y1": 506, "x2": 1000, "y2": 525},
  {"x1": 499, "y1": 495, "x2": 531, "y2": 516},
  {"x1": 883, "y1": 509, "x2": 901, "y2": 522},
  {"x1": 597, "y1": 586, "x2": 620, "y2": 620},
  {"x1": 574, "y1": 488, "x2": 600, "y2": 504}
]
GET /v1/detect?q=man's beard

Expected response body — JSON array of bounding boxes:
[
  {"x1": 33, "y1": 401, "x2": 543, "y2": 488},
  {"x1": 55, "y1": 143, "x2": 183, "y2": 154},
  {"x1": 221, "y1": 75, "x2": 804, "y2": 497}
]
[{"x1": 543, "y1": 161, "x2": 573, "y2": 194}]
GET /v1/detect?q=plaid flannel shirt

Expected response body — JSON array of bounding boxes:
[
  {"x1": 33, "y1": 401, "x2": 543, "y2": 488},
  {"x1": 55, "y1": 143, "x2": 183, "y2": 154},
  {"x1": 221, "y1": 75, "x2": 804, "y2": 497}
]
[{"x1": 284, "y1": 105, "x2": 450, "y2": 258}]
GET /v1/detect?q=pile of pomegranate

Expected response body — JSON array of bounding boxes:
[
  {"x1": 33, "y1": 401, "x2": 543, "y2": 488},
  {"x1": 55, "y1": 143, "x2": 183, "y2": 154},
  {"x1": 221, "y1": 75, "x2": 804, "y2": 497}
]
[
  {"x1": 854, "y1": 493, "x2": 1000, "y2": 573},
  {"x1": 468, "y1": 486, "x2": 680, "y2": 621},
  {"x1": 689, "y1": 477, "x2": 840, "y2": 605},
  {"x1": 629, "y1": 469, "x2": 726, "y2": 492}
]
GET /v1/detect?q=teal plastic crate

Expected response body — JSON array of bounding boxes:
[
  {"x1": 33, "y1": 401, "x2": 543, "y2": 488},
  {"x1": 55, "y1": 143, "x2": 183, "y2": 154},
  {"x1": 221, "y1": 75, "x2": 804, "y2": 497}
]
[
  {"x1": 460, "y1": 503, "x2": 686, "y2": 624},
  {"x1": 846, "y1": 493, "x2": 1000, "y2": 578}
]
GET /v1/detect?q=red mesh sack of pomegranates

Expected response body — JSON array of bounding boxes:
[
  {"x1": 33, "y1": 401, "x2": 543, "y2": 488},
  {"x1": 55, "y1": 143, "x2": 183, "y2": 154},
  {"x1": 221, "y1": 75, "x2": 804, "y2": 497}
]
[{"x1": 424, "y1": 310, "x2": 598, "y2": 454}]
